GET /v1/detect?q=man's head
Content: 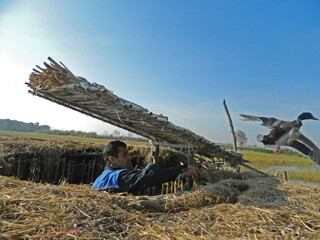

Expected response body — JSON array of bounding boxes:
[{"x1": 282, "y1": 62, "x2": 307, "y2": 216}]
[{"x1": 103, "y1": 140, "x2": 132, "y2": 169}]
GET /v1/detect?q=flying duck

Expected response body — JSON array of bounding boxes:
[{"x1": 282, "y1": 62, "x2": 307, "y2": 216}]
[{"x1": 240, "y1": 112, "x2": 320, "y2": 166}]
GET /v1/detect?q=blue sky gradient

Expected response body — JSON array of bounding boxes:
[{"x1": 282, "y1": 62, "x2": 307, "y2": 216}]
[{"x1": 0, "y1": 0, "x2": 319, "y2": 146}]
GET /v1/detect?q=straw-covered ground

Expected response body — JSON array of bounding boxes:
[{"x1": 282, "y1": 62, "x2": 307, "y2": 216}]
[{"x1": 1, "y1": 168, "x2": 320, "y2": 239}]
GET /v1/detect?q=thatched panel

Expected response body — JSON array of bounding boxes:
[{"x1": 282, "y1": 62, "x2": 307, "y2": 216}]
[{"x1": 26, "y1": 57, "x2": 246, "y2": 168}]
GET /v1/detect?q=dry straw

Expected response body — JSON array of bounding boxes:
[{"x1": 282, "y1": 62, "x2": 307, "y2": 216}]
[
  {"x1": 26, "y1": 57, "x2": 246, "y2": 168},
  {"x1": 1, "y1": 136, "x2": 320, "y2": 239},
  {"x1": 1, "y1": 169, "x2": 320, "y2": 239}
]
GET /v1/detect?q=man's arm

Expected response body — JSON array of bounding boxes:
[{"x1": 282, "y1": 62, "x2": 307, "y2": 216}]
[{"x1": 117, "y1": 164, "x2": 197, "y2": 194}]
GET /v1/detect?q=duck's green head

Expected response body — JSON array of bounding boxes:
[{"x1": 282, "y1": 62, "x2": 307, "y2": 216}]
[{"x1": 297, "y1": 112, "x2": 319, "y2": 121}]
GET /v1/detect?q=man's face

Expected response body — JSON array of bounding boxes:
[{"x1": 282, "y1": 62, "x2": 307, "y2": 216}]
[{"x1": 109, "y1": 147, "x2": 132, "y2": 169}]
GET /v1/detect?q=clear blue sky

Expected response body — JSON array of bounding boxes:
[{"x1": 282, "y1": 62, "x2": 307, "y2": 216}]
[{"x1": 0, "y1": 0, "x2": 319, "y2": 146}]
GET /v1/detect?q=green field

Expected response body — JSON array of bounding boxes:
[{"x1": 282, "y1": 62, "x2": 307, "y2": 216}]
[
  {"x1": 1, "y1": 130, "x2": 319, "y2": 184},
  {"x1": 240, "y1": 150, "x2": 320, "y2": 184},
  {"x1": 0, "y1": 130, "x2": 146, "y2": 145}
]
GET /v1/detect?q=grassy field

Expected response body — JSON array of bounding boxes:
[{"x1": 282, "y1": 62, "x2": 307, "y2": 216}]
[
  {"x1": 240, "y1": 150, "x2": 320, "y2": 184},
  {"x1": 1, "y1": 130, "x2": 319, "y2": 184},
  {"x1": 0, "y1": 130, "x2": 147, "y2": 145}
]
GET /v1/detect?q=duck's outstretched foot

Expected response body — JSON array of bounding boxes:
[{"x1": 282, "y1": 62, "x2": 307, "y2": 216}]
[{"x1": 273, "y1": 146, "x2": 280, "y2": 153}]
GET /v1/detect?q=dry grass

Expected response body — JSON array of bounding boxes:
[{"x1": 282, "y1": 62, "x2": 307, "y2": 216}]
[
  {"x1": 1, "y1": 170, "x2": 320, "y2": 239},
  {"x1": 1, "y1": 135, "x2": 320, "y2": 239},
  {"x1": 0, "y1": 130, "x2": 146, "y2": 146}
]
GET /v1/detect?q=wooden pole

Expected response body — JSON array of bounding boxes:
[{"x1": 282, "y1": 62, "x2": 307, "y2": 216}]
[
  {"x1": 283, "y1": 171, "x2": 288, "y2": 181},
  {"x1": 170, "y1": 181, "x2": 174, "y2": 193},
  {"x1": 151, "y1": 141, "x2": 160, "y2": 195},
  {"x1": 240, "y1": 162, "x2": 268, "y2": 176},
  {"x1": 152, "y1": 142, "x2": 159, "y2": 165},
  {"x1": 187, "y1": 151, "x2": 194, "y2": 189},
  {"x1": 223, "y1": 99, "x2": 237, "y2": 151}
]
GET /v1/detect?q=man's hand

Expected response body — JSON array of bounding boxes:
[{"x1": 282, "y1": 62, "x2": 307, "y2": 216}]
[{"x1": 184, "y1": 166, "x2": 199, "y2": 179}]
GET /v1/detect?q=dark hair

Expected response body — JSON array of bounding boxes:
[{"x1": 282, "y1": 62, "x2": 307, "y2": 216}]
[{"x1": 103, "y1": 140, "x2": 127, "y2": 164}]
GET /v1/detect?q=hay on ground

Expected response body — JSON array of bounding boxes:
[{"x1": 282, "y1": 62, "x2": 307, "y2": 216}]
[{"x1": 1, "y1": 170, "x2": 320, "y2": 239}]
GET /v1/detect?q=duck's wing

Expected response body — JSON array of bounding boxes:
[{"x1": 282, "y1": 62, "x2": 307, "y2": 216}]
[
  {"x1": 287, "y1": 132, "x2": 320, "y2": 166},
  {"x1": 275, "y1": 121, "x2": 301, "y2": 135},
  {"x1": 240, "y1": 114, "x2": 283, "y2": 129}
]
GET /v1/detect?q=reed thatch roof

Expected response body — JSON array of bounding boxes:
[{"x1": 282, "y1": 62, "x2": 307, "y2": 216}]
[{"x1": 26, "y1": 57, "x2": 246, "y2": 167}]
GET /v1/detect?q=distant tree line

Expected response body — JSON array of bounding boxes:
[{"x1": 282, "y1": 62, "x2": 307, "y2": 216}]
[
  {"x1": 0, "y1": 119, "x2": 146, "y2": 140},
  {"x1": 49, "y1": 129, "x2": 100, "y2": 138},
  {"x1": 0, "y1": 119, "x2": 50, "y2": 133}
]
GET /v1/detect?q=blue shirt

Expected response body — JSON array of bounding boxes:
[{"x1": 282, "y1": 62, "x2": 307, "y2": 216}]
[
  {"x1": 92, "y1": 169, "x2": 124, "y2": 190},
  {"x1": 92, "y1": 164, "x2": 186, "y2": 194}
]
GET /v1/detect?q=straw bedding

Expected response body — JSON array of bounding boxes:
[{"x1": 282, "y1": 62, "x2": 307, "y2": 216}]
[{"x1": 1, "y1": 171, "x2": 320, "y2": 239}]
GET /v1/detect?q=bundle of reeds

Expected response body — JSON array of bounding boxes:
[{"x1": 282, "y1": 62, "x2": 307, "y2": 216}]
[{"x1": 26, "y1": 57, "x2": 246, "y2": 169}]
